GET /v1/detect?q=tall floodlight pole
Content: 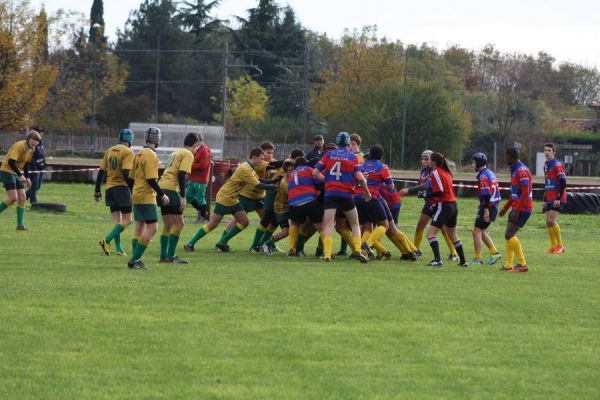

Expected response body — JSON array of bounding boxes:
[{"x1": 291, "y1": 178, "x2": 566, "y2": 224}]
[
  {"x1": 302, "y1": 41, "x2": 309, "y2": 145},
  {"x1": 154, "y1": 34, "x2": 160, "y2": 123}
]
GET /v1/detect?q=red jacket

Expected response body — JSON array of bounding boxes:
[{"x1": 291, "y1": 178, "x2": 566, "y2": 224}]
[{"x1": 189, "y1": 145, "x2": 211, "y2": 184}]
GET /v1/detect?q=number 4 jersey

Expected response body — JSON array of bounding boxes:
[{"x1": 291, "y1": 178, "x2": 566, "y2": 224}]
[
  {"x1": 100, "y1": 144, "x2": 135, "y2": 189},
  {"x1": 315, "y1": 148, "x2": 362, "y2": 198}
]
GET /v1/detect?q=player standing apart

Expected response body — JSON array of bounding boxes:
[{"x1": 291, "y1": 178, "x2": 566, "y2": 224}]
[
  {"x1": 543, "y1": 143, "x2": 566, "y2": 254},
  {"x1": 470, "y1": 152, "x2": 502, "y2": 265},
  {"x1": 0, "y1": 130, "x2": 41, "y2": 230},
  {"x1": 186, "y1": 133, "x2": 211, "y2": 222},
  {"x1": 498, "y1": 147, "x2": 532, "y2": 272},
  {"x1": 128, "y1": 127, "x2": 169, "y2": 269},
  {"x1": 158, "y1": 132, "x2": 199, "y2": 264},
  {"x1": 95, "y1": 129, "x2": 135, "y2": 256}
]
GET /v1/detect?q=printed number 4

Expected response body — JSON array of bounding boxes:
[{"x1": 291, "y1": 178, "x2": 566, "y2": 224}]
[{"x1": 330, "y1": 161, "x2": 342, "y2": 181}]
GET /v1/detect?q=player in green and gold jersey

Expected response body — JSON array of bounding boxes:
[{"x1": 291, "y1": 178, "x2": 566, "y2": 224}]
[
  {"x1": 184, "y1": 147, "x2": 280, "y2": 253},
  {"x1": 261, "y1": 160, "x2": 294, "y2": 255},
  {"x1": 0, "y1": 130, "x2": 41, "y2": 230},
  {"x1": 157, "y1": 132, "x2": 199, "y2": 264},
  {"x1": 127, "y1": 127, "x2": 169, "y2": 269},
  {"x1": 94, "y1": 129, "x2": 135, "y2": 256}
]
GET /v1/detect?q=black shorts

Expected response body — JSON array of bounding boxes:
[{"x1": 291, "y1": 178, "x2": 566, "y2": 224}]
[
  {"x1": 105, "y1": 186, "x2": 132, "y2": 213},
  {"x1": 324, "y1": 195, "x2": 355, "y2": 212},
  {"x1": 380, "y1": 198, "x2": 395, "y2": 223},
  {"x1": 159, "y1": 189, "x2": 182, "y2": 215},
  {"x1": 391, "y1": 207, "x2": 400, "y2": 225},
  {"x1": 260, "y1": 209, "x2": 277, "y2": 227},
  {"x1": 355, "y1": 196, "x2": 387, "y2": 225},
  {"x1": 508, "y1": 209, "x2": 531, "y2": 228},
  {"x1": 290, "y1": 200, "x2": 324, "y2": 225},
  {"x1": 421, "y1": 202, "x2": 435, "y2": 217},
  {"x1": 474, "y1": 204, "x2": 498, "y2": 230},
  {"x1": 430, "y1": 201, "x2": 458, "y2": 229}
]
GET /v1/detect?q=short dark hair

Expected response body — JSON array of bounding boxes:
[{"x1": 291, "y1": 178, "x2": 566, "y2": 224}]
[
  {"x1": 544, "y1": 143, "x2": 556, "y2": 152},
  {"x1": 290, "y1": 148, "x2": 305, "y2": 159},
  {"x1": 294, "y1": 156, "x2": 308, "y2": 167},
  {"x1": 350, "y1": 133, "x2": 361, "y2": 145},
  {"x1": 184, "y1": 132, "x2": 200, "y2": 147},
  {"x1": 261, "y1": 141, "x2": 275, "y2": 151},
  {"x1": 250, "y1": 147, "x2": 264, "y2": 158},
  {"x1": 282, "y1": 160, "x2": 294, "y2": 171},
  {"x1": 369, "y1": 145, "x2": 384, "y2": 160},
  {"x1": 505, "y1": 147, "x2": 519, "y2": 161}
]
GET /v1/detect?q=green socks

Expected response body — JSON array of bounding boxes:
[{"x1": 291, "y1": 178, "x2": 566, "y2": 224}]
[
  {"x1": 16, "y1": 206, "x2": 25, "y2": 227},
  {"x1": 0, "y1": 201, "x2": 8, "y2": 213},
  {"x1": 220, "y1": 223, "x2": 246, "y2": 245}
]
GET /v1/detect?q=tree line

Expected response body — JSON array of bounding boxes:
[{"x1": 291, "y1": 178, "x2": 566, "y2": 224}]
[{"x1": 1, "y1": 0, "x2": 599, "y2": 167}]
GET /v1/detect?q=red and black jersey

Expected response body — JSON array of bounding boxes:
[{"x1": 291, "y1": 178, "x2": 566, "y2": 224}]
[{"x1": 429, "y1": 167, "x2": 456, "y2": 203}]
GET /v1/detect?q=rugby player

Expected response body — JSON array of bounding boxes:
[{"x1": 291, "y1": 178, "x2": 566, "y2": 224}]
[
  {"x1": 313, "y1": 132, "x2": 370, "y2": 263},
  {"x1": 498, "y1": 147, "x2": 533, "y2": 272},
  {"x1": 95, "y1": 128, "x2": 135, "y2": 256},
  {"x1": 0, "y1": 130, "x2": 41, "y2": 230},
  {"x1": 128, "y1": 127, "x2": 170, "y2": 269},
  {"x1": 543, "y1": 143, "x2": 567, "y2": 254},
  {"x1": 158, "y1": 132, "x2": 199, "y2": 264},
  {"x1": 262, "y1": 160, "x2": 294, "y2": 255},
  {"x1": 470, "y1": 152, "x2": 502, "y2": 265},
  {"x1": 184, "y1": 147, "x2": 279, "y2": 253},
  {"x1": 186, "y1": 133, "x2": 211, "y2": 222}
]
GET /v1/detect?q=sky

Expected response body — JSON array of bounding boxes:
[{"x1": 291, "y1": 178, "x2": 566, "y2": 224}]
[{"x1": 39, "y1": 0, "x2": 600, "y2": 67}]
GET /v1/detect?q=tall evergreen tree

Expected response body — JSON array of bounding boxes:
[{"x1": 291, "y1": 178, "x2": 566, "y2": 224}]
[{"x1": 89, "y1": 0, "x2": 106, "y2": 44}]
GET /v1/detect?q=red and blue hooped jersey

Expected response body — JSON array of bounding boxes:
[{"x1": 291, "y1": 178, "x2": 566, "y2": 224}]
[
  {"x1": 429, "y1": 167, "x2": 456, "y2": 203},
  {"x1": 315, "y1": 148, "x2": 361, "y2": 198},
  {"x1": 287, "y1": 165, "x2": 319, "y2": 206},
  {"x1": 544, "y1": 159, "x2": 567, "y2": 202},
  {"x1": 509, "y1": 161, "x2": 533, "y2": 211},
  {"x1": 354, "y1": 159, "x2": 393, "y2": 199},
  {"x1": 381, "y1": 185, "x2": 401, "y2": 210},
  {"x1": 476, "y1": 167, "x2": 501, "y2": 207}
]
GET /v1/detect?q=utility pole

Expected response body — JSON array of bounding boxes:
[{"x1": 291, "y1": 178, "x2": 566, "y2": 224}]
[
  {"x1": 302, "y1": 41, "x2": 309, "y2": 145},
  {"x1": 221, "y1": 41, "x2": 229, "y2": 130},
  {"x1": 400, "y1": 49, "x2": 408, "y2": 170},
  {"x1": 90, "y1": 23, "x2": 100, "y2": 154},
  {"x1": 154, "y1": 34, "x2": 160, "y2": 123}
]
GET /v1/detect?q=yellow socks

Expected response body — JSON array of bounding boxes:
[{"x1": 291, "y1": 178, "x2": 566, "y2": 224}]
[
  {"x1": 367, "y1": 226, "x2": 386, "y2": 246},
  {"x1": 507, "y1": 236, "x2": 526, "y2": 266},
  {"x1": 351, "y1": 235, "x2": 361, "y2": 253},
  {"x1": 487, "y1": 245, "x2": 499, "y2": 255},
  {"x1": 323, "y1": 235, "x2": 333, "y2": 258},
  {"x1": 443, "y1": 231, "x2": 457, "y2": 256},
  {"x1": 414, "y1": 227, "x2": 424, "y2": 249},
  {"x1": 504, "y1": 239, "x2": 514, "y2": 268},
  {"x1": 288, "y1": 225, "x2": 299, "y2": 251},
  {"x1": 553, "y1": 224, "x2": 563, "y2": 247},
  {"x1": 372, "y1": 240, "x2": 388, "y2": 255},
  {"x1": 547, "y1": 226, "x2": 558, "y2": 248}
]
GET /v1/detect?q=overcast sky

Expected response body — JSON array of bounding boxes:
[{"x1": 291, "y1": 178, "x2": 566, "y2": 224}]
[{"x1": 39, "y1": 0, "x2": 600, "y2": 67}]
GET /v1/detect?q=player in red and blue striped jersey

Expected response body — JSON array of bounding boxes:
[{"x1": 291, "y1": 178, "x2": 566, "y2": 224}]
[
  {"x1": 287, "y1": 157, "x2": 324, "y2": 256},
  {"x1": 470, "y1": 153, "x2": 502, "y2": 265},
  {"x1": 498, "y1": 147, "x2": 533, "y2": 272},
  {"x1": 313, "y1": 132, "x2": 370, "y2": 263},
  {"x1": 543, "y1": 143, "x2": 567, "y2": 254}
]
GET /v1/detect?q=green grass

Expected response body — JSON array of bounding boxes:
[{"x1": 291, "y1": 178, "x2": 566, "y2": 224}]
[{"x1": 1, "y1": 183, "x2": 599, "y2": 399}]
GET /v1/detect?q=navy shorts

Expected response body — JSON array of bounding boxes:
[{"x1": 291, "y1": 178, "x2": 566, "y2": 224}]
[
  {"x1": 421, "y1": 202, "x2": 435, "y2": 217},
  {"x1": 324, "y1": 196, "x2": 355, "y2": 212},
  {"x1": 508, "y1": 209, "x2": 531, "y2": 228},
  {"x1": 430, "y1": 202, "x2": 458, "y2": 229},
  {"x1": 290, "y1": 200, "x2": 324, "y2": 225},
  {"x1": 474, "y1": 204, "x2": 498, "y2": 230},
  {"x1": 355, "y1": 196, "x2": 387, "y2": 225},
  {"x1": 543, "y1": 201, "x2": 565, "y2": 213}
]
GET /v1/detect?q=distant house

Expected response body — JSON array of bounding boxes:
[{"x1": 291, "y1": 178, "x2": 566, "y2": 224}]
[{"x1": 562, "y1": 103, "x2": 600, "y2": 133}]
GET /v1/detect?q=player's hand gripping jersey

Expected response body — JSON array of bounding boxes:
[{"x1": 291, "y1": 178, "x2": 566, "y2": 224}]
[
  {"x1": 544, "y1": 159, "x2": 567, "y2": 203},
  {"x1": 315, "y1": 148, "x2": 362, "y2": 198},
  {"x1": 476, "y1": 167, "x2": 501, "y2": 208}
]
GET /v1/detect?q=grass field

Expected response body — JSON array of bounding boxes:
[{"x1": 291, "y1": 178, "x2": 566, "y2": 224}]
[{"x1": 1, "y1": 183, "x2": 599, "y2": 399}]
